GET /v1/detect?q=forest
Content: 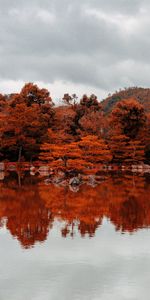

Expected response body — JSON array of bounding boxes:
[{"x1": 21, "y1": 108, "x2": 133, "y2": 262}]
[{"x1": 0, "y1": 83, "x2": 150, "y2": 172}]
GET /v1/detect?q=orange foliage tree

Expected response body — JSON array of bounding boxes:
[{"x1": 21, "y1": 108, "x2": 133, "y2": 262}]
[
  {"x1": 0, "y1": 103, "x2": 51, "y2": 161},
  {"x1": 110, "y1": 97, "x2": 146, "y2": 139},
  {"x1": 78, "y1": 135, "x2": 112, "y2": 164},
  {"x1": 0, "y1": 94, "x2": 7, "y2": 112},
  {"x1": 109, "y1": 98, "x2": 146, "y2": 163},
  {"x1": 1, "y1": 82, "x2": 150, "y2": 165},
  {"x1": 71, "y1": 94, "x2": 102, "y2": 137},
  {"x1": 10, "y1": 82, "x2": 53, "y2": 107},
  {"x1": 78, "y1": 110, "x2": 105, "y2": 137},
  {"x1": 40, "y1": 135, "x2": 112, "y2": 171},
  {"x1": 40, "y1": 141, "x2": 82, "y2": 169},
  {"x1": 0, "y1": 82, "x2": 55, "y2": 161},
  {"x1": 144, "y1": 113, "x2": 150, "y2": 161},
  {"x1": 109, "y1": 133, "x2": 145, "y2": 163},
  {"x1": 53, "y1": 106, "x2": 77, "y2": 141}
]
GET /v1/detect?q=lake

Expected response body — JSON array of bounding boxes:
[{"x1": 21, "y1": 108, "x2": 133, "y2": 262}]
[{"x1": 0, "y1": 169, "x2": 150, "y2": 300}]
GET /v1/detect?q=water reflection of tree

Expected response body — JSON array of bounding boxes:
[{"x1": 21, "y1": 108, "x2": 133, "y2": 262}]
[
  {"x1": 0, "y1": 180, "x2": 53, "y2": 248},
  {"x1": 107, "y1": 175, "x2": 150, "y2": 232},
  {"x1": 39, "y1": 174, "x2": 150, "y2": 236},
  {"x1": 1, "y1": 173, "x2": 150, "y2": 248}
]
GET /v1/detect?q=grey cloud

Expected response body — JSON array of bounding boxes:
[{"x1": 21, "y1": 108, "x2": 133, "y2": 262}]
[{"x1": 0, "y1": 0, "x2": 150, "y2": 97}]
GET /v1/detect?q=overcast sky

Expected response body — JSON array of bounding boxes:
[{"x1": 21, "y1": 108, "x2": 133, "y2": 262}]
[{"x1": 0, "y1": 0, "x2": 150, "y2": 101}]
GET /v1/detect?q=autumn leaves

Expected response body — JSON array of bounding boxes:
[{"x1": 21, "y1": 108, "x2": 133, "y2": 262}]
[
  {"x1": 40, "y1": 135, "x2": 112, "y2": 171},
  {"x1": 109, "y1": 98, "x2": 146, "y2": 163},
  {"x1": 0, "y1": 83, "x2": 149, "y2": 167}
]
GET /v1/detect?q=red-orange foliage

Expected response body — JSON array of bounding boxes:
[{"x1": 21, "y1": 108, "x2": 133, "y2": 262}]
[
  {"x1": 10, "y1": 83, "x2": 53, "y2": 107},
  {"x1": 110, "y1": 97, "x2": 146, "y2": 139},
  {"x1": 0, "y1": 83, "x2": 55, "y2": 161},
  {"x1": 40, "y1": 135, "x2": 112, "y2": 171},
  {"x1": 78, "y1": 110, "x2": 105, "y2": 137},
  {"x1": 53, "y1": 105, "x2": 77, "y2": 141},
  {"x1": 40, "y1": 141, "x2": 82, "y2": 168},
  {"x1": 0, "y1": 83, "x2": 150, "y2": 165},
  {"x1": 38, "y1": 174, "x2": 150, "y2": 236},
  {"x1": 0, "y1": 94, "x2": 7, "y2": 112},
  {"x1": 0, "y1": 103, "x2": 50, "y2": 160},
  {"x1": 79, "y1": 94, "x2": 101, "y2": 111},
  {"x1": 1, "y1": 173, "x2": 150, "y2": 247},
  {"x1": 102, "y1": 87, "x2": 150, "y2": 114},
  {"x1": 78, "y1": 135, "x2": 112, "y2": 164},
  {"x1": 108, "y1": 98, "x2": 146, "y2": 163},
  {"x1": 144, "y1": 113, "x2": 150, "y2": 161},
  {"x1": 0, "y1": 181, "x2": 51, "y2": 248},
  {"x1": 109, "y1": 133, "x2": 145, "y2": 163}
]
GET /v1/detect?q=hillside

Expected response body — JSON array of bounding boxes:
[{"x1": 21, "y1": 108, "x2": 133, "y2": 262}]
[{"x1": 101, "y1": 87, "x2": 150, "y2": 114}]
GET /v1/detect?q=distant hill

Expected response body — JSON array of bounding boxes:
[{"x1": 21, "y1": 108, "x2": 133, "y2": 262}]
[{"x1": 101, "y1": 87, "x2": 150, "y2": 114}]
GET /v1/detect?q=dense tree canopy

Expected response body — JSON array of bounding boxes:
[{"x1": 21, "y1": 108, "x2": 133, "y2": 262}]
[
  {"x1": 110, "y1": 98, "x2": 146, "y2": 139},
  {"x1": 108, "y1": 98, "x2": 147, "y2": 163},
  {"x1": 0, "y1": 83, "x2": 150, "y2": 166}
]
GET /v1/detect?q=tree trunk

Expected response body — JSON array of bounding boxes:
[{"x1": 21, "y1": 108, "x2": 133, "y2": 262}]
[
  {"x1": 18, "y1": 171, "x2": 21, "y2": 187},
  {"x1": 18, "y1": 146, "x2": 22, "y2": 162},
  {"x1": 131, "y1": 141, "x2": 136, "y2": 162}
]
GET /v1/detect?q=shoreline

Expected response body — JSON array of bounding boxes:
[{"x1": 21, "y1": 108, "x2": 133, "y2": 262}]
[{"x1": 1, "y1": 161, "x2": 150, "y2": 174}]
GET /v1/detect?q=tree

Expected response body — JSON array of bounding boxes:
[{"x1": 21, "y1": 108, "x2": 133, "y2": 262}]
[
  {"x1": 78, "y1": 110, "x2": 104, "y2": 137},
  {"x1": 40, "y1": 141, "x2": 82, "y2": 168},
  {"x1": 144, "y1": 113, "x2": 150, "y2": 162},
  {"x1": 80, "y1": 94, "x2": 101, "y2": 110},
  {"x1": 78, "y1": 135, "x2": 112, "y2": 164},
  {"x1": 10, "y1": 83, "x2": 53, "y2": 107},
  {"x1": 20, "y1": 82, "x2": 53, "y2": 106},
  {"x1": 62, "y1": 93, "x2": 72, "y2": 105},
  {"x1": 40, "y1": 135, "x2": 112, "y2": 170},
  {"x1": 53, "y1": 105, "x2": 77, "y2": 140},
  {"x1": 0, "y1": 82, "x2": 55, "y2": 161},
  {"x1": 62, "y1": 93, "x2": 78, "y2": 106},
  {"x1": 109, "y1": 133, "x2": 145, "y2": 163},
  {"x1": 72, "y1": 94, "x2": 102, "y2": 136},
  {"x1": 0, "y1": 94, "x2": 7, "y2": 112},
  {"x1": 110, "y1": 97, "x2": 146, "y2": 139},
  {"x1": 109, "y1": 98, "x2": 146, "y2": 163},
  {"x1": 0, "y1": 103, "x2": 50, "y2": 161}
]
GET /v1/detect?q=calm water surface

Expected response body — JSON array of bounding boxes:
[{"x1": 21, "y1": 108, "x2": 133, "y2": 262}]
[{"x1": 0, "y1": 170, "x2": 150, "y2": 300}]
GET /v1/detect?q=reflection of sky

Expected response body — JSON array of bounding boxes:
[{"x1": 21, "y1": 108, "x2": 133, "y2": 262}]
[{"x1": 0, "y1": 219, "x2": 149, "y2": 300}]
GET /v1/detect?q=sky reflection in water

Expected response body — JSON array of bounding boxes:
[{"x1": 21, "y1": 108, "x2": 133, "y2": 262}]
[{"x1": 0, "y1": 171, "x2": 150, "y2": 300}]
